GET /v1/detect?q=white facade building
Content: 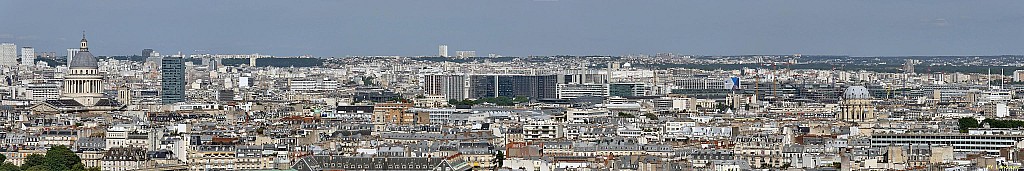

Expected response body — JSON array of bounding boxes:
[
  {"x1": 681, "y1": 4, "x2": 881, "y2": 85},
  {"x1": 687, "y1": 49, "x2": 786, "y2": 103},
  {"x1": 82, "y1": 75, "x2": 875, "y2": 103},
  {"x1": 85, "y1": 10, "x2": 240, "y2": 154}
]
[
  {"x1": 20, "y1": 47, "x2": 34, "y2": 66},
  {"x1": 26, "y1": 83, "x2": 61, "y2": 100},
  {"x1": 288, "y1": 79, "x2": 339, "y2": 92},
  {"x1": 557, "y1": 84, "x2": 609, "y2": 99},
  {"x1": 524, "y1": 120, "x2": 563, "y2": 141},
  {"x1": 67, "y1": 48, "x2": 80, "y2": 63},
  {"x1": 438, "y1": 44, "x2": 448, "y2": 57},
  {"x1": 0, "y1": 43, "x2": 16, "y2": 67},
  {"x1": 456, "y1": 51, "x2": 476, "y2": 58}
]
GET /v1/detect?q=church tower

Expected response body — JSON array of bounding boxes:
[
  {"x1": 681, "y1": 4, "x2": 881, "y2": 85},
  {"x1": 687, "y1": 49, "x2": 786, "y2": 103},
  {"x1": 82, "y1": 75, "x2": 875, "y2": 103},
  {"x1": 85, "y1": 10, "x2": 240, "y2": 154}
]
[{"x1": 63, "y1": 32, "x2": 105, "y2": 106}]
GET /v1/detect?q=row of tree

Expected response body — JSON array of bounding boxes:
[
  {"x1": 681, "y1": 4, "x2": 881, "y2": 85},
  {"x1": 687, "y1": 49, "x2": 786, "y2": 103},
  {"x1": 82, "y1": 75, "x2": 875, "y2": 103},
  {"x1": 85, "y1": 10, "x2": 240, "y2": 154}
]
[
  {"x1": 616, "y1": 112, "x2": 659, "y2": 120},
  {"x1": 958, "y1": 117, "x2": 1024, "y2": 133},
  {"x1": 0, "y1": 145, "x2": 99, "y2": 171}
]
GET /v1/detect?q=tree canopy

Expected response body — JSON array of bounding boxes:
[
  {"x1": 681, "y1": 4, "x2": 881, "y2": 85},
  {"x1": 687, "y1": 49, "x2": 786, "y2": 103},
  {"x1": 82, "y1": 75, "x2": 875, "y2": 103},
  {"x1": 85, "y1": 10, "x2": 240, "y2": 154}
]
[
  {"x1": 645, "y1": 113, "x2": 659, "y2": 120},
  {"x1": 6, "y1": 145, "x2": 97, "y2": 171},
  {"x1": 958, "y1": 117, "x2": 980, "y2": 133},
  {"x1": 44, "y1": 145, "x2": 81, "y2": 171},
  {"x1": 958, "y1": 117, "x2": 1024, "y2": 133}
]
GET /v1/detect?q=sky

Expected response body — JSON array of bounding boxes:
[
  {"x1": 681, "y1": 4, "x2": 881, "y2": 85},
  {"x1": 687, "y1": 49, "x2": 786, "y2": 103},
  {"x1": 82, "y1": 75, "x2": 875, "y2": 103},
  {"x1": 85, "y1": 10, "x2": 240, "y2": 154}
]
[{"x1": 0, "y1": 0, "x2": 1022, "y2": 57}]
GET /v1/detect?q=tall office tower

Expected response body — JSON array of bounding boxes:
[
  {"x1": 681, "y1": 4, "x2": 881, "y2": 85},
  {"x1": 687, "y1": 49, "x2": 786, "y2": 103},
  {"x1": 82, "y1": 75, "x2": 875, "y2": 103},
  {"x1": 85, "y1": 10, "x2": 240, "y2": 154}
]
[
  {"x1": 67, "y1": 48, "x2": 80, "y2": 62},
  {"x1": 204, "y1": 57, "x2": 220, "y2": 71},
  {"x1": 63, "y1": 34, "x2": 107, "y2": 106},
  {"x1": 423, "y1": 74, "x2": 467, "y2": 100},
  {"x1": 142, "y1": 49, "x2": 154, "y2": 58},
  {"x1": 470, "y1": 75, "x2": 497, "y2": 98},
  {"x1": 161, "y1": 56, "x2": 186, "y2": 104},
  {"x1": 438, "y1": 45, "x2": 448, "y2": 57},
  {"x1": 903, "y1": 59, "x2": 916, "y2": 74},
  {"x1": 213, "y1": 57, "x2": 222, "y2": 70},
  {"x1": 1014, "y1": 70, "x2": 1024, "y2": 82},
  {"x1": 20, "y1": 47, "x2": 34, "y2": 66},
  {"x1": 249, "y1": 56, "x2": 257, "y2": 67},
  {"x1": 0, "y1": 43, "x2": 16, "y2": 67}
]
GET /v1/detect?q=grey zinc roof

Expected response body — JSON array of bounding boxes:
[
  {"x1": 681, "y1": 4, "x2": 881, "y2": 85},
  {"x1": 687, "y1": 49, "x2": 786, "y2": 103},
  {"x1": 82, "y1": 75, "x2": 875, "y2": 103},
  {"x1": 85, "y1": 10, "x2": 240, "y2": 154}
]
[
  {"x1": 843, "y1": 86, "x2": 872, "y2": 99},
  {"x1": 69, "y1": 51, "x2": 98, "y2": 68},
  {"x1": 292, "y1": 156, "x2": 453, "y2": 171}
]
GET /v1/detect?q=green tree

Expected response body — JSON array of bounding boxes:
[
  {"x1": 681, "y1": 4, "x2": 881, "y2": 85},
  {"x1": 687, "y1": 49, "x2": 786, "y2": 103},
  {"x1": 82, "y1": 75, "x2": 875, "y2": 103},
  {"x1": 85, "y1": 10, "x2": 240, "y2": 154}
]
[
  {"x1": 70, "y1": 163, "x2": 85, "y2": 171},
  {"x1": 617, "y1": 112, "x2": 635, "y2": 118},
  {"x1": 958, "y1": 117, "x2": 980, "y2": 133},
  {"x1": 449, "y1": 99, "x2": 479, "y2": 106},
  {"x1": 644, "y1": 113, "x2": 659, "y2": 120},
  {"x1": 512, "y1": 96, "x2": 529, "y2": 103},
  {"x1": 0, "y1": 162, "x2": 19, "y2": 171},
  {"x1": 20, "y1": 154, "x2": 43, "y2": 170},
  {"x1": 714, "y1": 103, "x2": 733, "y2": 112},
  {"x1": 982, "y1": 118, "x2": 1024, "y2": 129},
  {"x1": 361, "y1": 76, "x2": 376, "y2": 86},
  {"x1": 0, "y1": 153, "x2": 6, "y2": 164},
  {"x1": 493, "y1": 151, "x2": 505, "y2": 169},
  {"x1": 256, "y1": 127, "x2": 266, "y2": 135},
  {"x1": 43, "y1": 145, "x2": 81, "y2": 171},
  {"x1": 23, "y1": 166, "x2": 46, "y2": 171},
  {"x1": 957, "y1": 118, "x2": 1024, "y2": 131}
]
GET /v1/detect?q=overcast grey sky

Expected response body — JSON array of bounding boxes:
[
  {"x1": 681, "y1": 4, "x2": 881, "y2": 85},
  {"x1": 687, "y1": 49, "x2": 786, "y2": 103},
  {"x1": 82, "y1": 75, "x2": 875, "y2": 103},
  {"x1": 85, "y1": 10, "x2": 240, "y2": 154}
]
[{"x1": 1, "y1": 0, "x2": 1022, "y2": 57}]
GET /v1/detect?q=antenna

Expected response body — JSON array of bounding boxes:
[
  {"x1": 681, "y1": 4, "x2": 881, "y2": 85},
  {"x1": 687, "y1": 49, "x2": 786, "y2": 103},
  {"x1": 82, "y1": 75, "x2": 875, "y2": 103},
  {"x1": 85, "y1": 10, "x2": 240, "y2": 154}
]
[
  {"x1": 773, "y1": 63, "x2": 778, "y2": 102},
  {"x1": 754, "y1": 65, "x2": 759, "y2": 108}
]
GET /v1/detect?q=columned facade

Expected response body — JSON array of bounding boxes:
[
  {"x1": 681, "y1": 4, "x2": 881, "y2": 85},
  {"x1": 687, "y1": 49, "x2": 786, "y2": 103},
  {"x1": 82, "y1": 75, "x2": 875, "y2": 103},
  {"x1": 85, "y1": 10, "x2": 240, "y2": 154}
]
[
  {"x1": 838, "y1": 86, "x2": 875, "y2": 123},
  {"x1": 62, "y1": 33, "x2": 106, "y2": 106}
]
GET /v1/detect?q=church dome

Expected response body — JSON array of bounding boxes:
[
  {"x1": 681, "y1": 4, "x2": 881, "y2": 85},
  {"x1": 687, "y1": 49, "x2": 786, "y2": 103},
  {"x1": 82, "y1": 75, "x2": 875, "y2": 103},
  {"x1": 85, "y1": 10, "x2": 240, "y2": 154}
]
[
  {"x1": 69, "y1": 33, "x2": 98, "y2": 69},
  {"x1": 69, "y1": 51, "x2": 98, "y2": 68},
  {"x1": 843, "y1": 86, "x2": 872, "y2": 99}
]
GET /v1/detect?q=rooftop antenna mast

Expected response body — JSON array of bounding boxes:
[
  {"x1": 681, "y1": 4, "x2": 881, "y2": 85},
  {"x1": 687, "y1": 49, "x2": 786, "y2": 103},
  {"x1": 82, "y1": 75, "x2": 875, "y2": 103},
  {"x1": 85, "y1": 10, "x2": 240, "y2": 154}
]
[
  {"x1": 772, "y1": 62, "x2": 778, "y2": 102},
  {"x1": 988, "y1": 68, "x2": 992, "y2": 87},
  {"x1": 754, "y1": 64, "x2": 760, "y2": 108}
]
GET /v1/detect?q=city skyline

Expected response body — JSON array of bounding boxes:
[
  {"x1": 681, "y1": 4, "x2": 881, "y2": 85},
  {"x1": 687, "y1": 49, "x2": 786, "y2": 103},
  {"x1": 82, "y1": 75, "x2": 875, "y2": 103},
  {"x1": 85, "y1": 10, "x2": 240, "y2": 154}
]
[
  {"x1": 4, "y1": 2, "x2": 1024, "y2": 169},
  {"x1": 1, "y1": 0, "x2": 1023, "y2": 57}
]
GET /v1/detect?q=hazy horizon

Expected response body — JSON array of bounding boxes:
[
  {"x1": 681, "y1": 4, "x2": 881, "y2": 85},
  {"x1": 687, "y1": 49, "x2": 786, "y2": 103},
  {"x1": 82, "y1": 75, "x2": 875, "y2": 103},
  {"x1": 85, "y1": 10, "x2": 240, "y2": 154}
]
[{"x1": 1, "y1": 0, "x2": 1022, "y2": 57}]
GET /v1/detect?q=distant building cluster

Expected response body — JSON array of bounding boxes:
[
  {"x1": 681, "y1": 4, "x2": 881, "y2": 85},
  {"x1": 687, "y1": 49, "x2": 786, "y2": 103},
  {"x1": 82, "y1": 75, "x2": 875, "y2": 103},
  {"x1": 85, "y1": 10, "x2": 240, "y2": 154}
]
[{"x1": 3, "y1": 36, "x2": 1024, "y2": 171}]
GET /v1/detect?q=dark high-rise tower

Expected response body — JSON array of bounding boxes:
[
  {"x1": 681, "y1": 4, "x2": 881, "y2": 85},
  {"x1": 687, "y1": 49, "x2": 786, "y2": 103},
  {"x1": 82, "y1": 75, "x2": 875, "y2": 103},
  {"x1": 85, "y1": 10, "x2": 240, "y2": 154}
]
[
  {"x1": 142, "y1": 49, "x2": 154, "y2": 58},
  {"x1": 161, "y1": 56, "x2": 185, "y2": 104}
]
